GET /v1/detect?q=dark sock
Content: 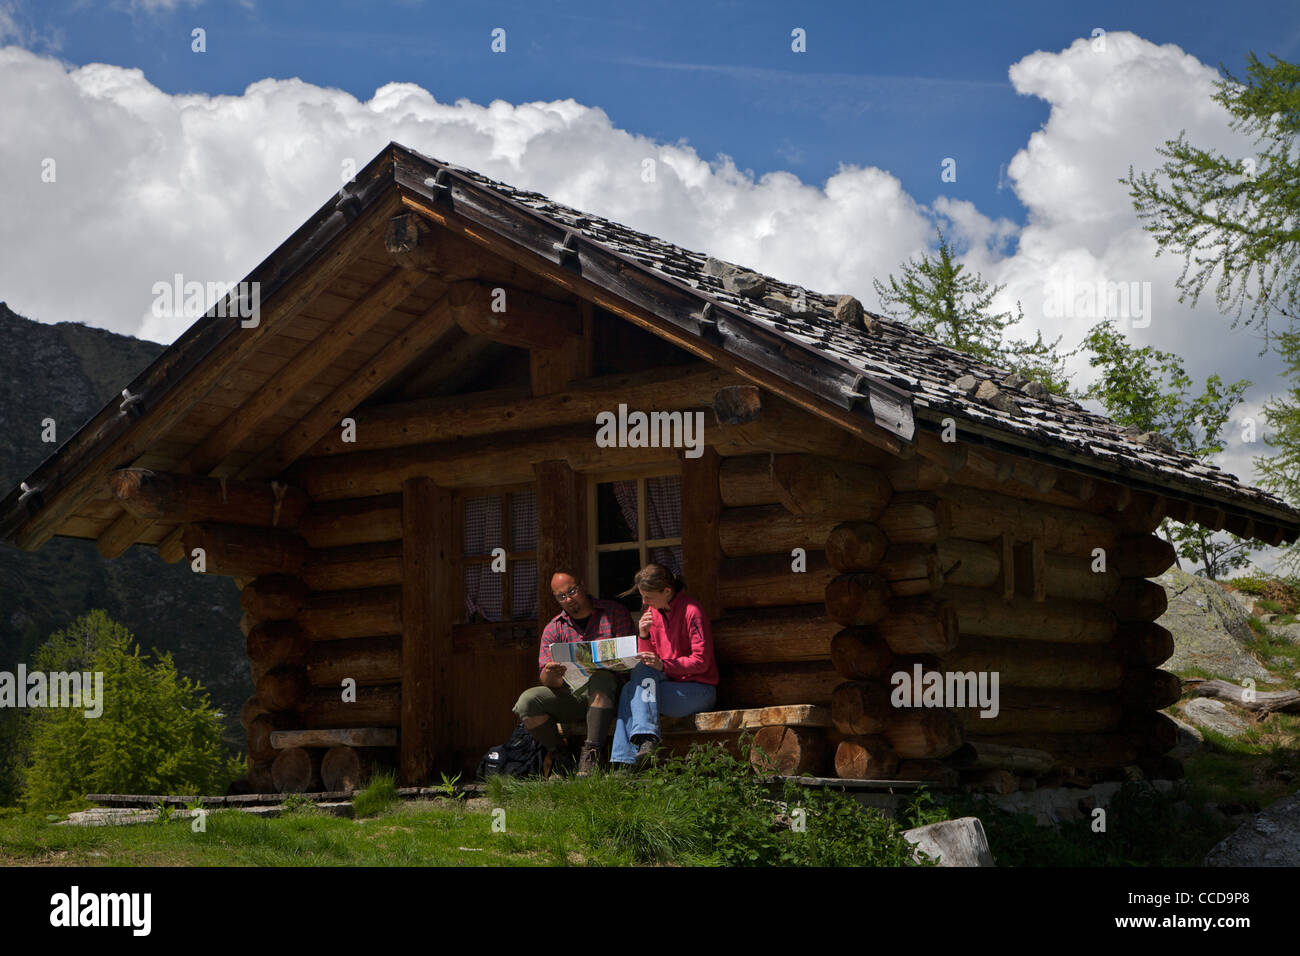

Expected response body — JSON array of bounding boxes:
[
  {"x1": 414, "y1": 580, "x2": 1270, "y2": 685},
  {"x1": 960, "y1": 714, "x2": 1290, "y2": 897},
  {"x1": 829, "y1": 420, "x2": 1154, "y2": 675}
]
[
  {"x1": 525, "y1": 718, "x2": 563, "y2": 753},
  {"x1": 585, "y1": 705, "x2": 614, "y2": 748}
]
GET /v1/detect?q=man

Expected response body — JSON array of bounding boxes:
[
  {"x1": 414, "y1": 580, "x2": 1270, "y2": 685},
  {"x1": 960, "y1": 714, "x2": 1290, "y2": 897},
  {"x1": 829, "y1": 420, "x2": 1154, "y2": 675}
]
[{"x1": 512, "y1": 570, "x2": 635, "y2": 775}]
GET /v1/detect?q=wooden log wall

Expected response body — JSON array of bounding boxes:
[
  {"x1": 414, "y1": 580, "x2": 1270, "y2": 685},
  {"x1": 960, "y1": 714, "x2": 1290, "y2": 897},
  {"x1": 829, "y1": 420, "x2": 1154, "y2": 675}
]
[
  {"x1": 236, "y1": 493, "x2": 406, "y2": 790},
  {"x1": 222, "y1": 380, "x2": 1183, "y2": 791},
  {"x1": 833, "y1": 444, "x2": 1181, "y2": 789},
  {"x1": 710, "y1": 444, "x2": 1183, "y2": 789}
]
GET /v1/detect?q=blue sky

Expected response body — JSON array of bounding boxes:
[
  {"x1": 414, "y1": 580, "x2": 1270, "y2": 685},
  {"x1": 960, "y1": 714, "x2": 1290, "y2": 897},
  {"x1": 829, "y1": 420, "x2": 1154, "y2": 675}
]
[
  {"x1": 2, "y1": 0, "x2": 1298, "y2": 525},
  {"x1": 13, "y1": 0, "x2": 1300, "y2": 227}
]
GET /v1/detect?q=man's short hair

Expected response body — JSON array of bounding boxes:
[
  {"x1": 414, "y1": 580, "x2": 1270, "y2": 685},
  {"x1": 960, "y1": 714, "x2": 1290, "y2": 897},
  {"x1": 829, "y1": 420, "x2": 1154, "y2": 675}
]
[{"x1": 549, "y1": 569, "x2": 581, "y2": 583}]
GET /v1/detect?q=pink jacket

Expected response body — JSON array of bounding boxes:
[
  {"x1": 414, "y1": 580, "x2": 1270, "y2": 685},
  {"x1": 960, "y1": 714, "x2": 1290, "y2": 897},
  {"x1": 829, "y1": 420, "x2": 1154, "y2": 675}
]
[{"x1": 639, "y1": 591, "x2": 718, "y2": 686}]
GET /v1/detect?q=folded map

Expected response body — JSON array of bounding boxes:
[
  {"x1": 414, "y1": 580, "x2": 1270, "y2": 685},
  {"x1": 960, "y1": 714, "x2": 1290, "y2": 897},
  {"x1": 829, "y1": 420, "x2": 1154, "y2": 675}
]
[{"x1": 547, "y1": 635, "x2": 642, "y2": 691}]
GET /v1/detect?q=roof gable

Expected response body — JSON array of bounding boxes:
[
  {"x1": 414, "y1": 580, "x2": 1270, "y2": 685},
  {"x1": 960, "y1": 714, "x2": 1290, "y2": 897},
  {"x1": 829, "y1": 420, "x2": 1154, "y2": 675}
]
[{"x1": 3, "y1": 141, "x2": 1298, "y2": 550}]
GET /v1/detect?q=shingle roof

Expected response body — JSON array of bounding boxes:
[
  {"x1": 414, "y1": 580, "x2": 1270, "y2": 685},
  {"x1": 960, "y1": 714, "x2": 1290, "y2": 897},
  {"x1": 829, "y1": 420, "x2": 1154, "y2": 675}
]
[{"x1": 418, "y1": 147, "x2": 1297, "y2": 527}]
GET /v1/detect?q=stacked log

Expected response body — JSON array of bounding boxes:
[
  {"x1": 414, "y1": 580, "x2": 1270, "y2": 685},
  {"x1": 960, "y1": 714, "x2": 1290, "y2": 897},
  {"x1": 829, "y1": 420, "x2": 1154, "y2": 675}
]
[
  {"x1": 713, "y1": 454, "x2": 894, "y2": 766},
  {"x1": 235, "y1": 495, "x2": 410, "y2": 780},
  {"x1": 807, "y1": 446, "x2": 1186, "y2": 788},
  {"x1": 271, "y1": 747, "x2": 324, "y2": 793}
]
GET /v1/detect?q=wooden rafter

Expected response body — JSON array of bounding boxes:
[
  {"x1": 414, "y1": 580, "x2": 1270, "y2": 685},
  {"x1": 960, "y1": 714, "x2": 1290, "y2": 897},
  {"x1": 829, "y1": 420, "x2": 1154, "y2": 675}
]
[{"x1": 15, "y1": 190, "x2": 404, "y2": 552}]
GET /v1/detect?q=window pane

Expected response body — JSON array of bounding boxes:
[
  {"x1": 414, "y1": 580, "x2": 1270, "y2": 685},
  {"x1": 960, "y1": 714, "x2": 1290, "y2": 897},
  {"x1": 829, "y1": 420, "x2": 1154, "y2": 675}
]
[
  {"x1": 597, "y1": 481, "x2": 637, "y2": 544},
  {"x1": 512, "y1": 559, "x2": 538, "y2": 620},
  {"x1": 598, "y1": 550, "x2": 643, "y2": 616},
  {"x1": 463, "y1": 496, "x2": 501, "y2": 557},
  {"x1": 510, "y1": 490, "x2": 538, "y2": 551}
]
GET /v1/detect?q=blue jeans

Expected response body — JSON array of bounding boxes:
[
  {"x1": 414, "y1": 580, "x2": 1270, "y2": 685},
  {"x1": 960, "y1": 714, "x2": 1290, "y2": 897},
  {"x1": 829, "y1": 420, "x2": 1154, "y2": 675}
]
[{"x1": 610, "y1": 662, "x2": 718, "y2": 764}]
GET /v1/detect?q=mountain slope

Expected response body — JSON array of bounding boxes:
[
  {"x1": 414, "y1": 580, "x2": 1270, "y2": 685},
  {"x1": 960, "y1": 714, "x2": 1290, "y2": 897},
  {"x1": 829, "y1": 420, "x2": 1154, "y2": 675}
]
[{"x1": 0, "y1": 302, "x2": 247, "y2": 736}]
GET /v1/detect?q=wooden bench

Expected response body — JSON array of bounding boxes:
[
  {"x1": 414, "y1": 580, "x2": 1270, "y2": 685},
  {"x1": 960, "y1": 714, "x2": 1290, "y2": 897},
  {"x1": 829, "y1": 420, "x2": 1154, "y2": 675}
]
[
  {"x1": 269, "y1": 728, "x2": 397, "y2": 792},
  {"x1": 558, "y1": 704, "x2": 831, "y2": 773}
]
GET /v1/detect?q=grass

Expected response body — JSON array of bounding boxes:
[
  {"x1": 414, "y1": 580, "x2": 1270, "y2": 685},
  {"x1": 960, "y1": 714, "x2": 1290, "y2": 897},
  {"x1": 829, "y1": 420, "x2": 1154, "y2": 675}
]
[
  {"x1": 351, "y1": 772, "x2": 400, "y2": 819},
  {"x1": 0, "y1": 799, "x2": 556, "y2": 867},
  {"x1": 931, "y1": 780, "x2": 1234, "y2": 867},
  {"x1": 0, "y1": 741, "x2": 932, "y2": 867}
]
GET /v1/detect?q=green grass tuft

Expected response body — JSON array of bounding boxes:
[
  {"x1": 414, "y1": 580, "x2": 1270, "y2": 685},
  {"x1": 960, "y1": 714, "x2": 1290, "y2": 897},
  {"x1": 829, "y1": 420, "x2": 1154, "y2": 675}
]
[{"x1": 351, "y1": 772, "x2": 400, "y2": 819}]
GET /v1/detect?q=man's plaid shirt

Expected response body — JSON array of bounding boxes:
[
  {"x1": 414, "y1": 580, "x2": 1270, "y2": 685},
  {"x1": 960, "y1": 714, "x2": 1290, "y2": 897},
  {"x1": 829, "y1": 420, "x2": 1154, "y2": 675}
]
[{"x1": 538, "y1": 598, "x2": 636, "y2": 674}]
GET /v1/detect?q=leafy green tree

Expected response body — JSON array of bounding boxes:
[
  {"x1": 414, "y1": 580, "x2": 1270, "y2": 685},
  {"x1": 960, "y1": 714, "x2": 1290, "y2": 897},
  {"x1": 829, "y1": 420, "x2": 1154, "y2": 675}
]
[
  {"x1": 1254, "y1": 329, "x2": 1300, "y2": 570},
  {"x1": 873, "y1": 230, "x2": 1071, "y2": 392},
  {"x1": 1123, "y1": 53, "x2": 1300, "y2": 338},
  {"x1": 1080, "y1": 320, "x2": 1255, "y2": 578},
  {"x1": 21, "y1": 610, "x2": 243, "y2": 809}
]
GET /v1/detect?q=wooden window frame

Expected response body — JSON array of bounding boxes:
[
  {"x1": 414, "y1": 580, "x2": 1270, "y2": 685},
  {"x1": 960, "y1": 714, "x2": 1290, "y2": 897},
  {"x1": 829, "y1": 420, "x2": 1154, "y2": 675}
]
[
  {"x1": 455, "y1": 481, "x2": 538, "y2": 624},
  {"x1": 585, "y1": 465, "x2": 683, "y2": 596}
]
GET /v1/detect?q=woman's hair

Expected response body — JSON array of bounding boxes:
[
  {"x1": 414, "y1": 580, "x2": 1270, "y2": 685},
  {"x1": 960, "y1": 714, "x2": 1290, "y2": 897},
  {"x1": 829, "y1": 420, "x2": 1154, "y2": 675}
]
[{"x1": 618, "y1": 563, "x2": 685, "y2": 598}]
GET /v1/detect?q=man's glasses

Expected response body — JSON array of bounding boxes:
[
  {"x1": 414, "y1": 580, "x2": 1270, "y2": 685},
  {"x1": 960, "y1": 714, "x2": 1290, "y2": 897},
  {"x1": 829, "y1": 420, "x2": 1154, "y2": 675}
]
[{"x1": 553, "y1": 585, "x2": 581, "y2": 601}]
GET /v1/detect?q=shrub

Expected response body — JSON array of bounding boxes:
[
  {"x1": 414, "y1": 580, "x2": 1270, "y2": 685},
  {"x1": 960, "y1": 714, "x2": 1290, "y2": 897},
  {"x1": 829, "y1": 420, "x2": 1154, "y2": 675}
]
[{"x1": 21, "y1": 611, "x2": 243, "y2": 810}]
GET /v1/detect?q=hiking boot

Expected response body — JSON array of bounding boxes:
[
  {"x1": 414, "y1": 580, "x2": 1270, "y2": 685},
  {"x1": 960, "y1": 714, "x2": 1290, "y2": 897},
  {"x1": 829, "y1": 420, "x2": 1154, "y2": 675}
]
[
  {"x1": 546, "y1": 748, "x2": 576, "y2": 778},
  {"x1": 576, "y1": 743, "x2": 601, "y2": 777},
  {"x1": 632, "y1": 736, "x2": 659, "y2": 772}
]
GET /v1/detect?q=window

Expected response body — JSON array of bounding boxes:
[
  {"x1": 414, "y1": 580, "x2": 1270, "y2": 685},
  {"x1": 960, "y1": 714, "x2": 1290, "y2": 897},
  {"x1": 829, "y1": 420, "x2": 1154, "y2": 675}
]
[
  {"x1": 460, "y1": 488, "x2": 538, "y2": 623},
  {"x1": 587, "y1": 470, "x2": 682, "y2": 612}
]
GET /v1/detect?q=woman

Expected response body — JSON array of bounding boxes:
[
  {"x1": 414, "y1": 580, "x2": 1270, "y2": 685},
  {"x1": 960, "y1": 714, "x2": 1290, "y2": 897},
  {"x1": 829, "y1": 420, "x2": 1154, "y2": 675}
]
[{"x1": 609, "y1": 563, "x2": 718, "y2": 769}]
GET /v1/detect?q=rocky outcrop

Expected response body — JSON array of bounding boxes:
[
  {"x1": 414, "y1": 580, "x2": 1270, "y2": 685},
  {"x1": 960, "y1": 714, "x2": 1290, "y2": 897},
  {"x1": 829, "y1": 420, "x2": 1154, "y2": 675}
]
[
  {"x1": 1204, "y1": 791, "x2": 1300, "y2": 866},
  {"x1": 901, "y1": 817, "x2": 994, "y2": 866},
  {"x1": 1155, "y1": 569, "x2": 1271, "y2": 681},
  {"x1": 1180, "y1": 698, "x2": 1252, "y2": 738}
]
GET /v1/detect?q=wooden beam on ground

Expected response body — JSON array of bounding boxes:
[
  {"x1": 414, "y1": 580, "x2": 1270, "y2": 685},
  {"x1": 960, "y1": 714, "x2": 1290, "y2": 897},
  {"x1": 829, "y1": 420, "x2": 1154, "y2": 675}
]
[
  {"x1": 401, "y1": 477, "x2": 453, "y2": 785},
  {"x1": 680, "y1": 447, "x2": 723, "y2": 621}
]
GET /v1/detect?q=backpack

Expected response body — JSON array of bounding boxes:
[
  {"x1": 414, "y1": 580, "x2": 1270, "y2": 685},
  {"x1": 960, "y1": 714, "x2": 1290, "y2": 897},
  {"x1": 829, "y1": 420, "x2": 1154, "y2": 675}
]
[{"x1": 477, "y1": 721, "x2": 548, "y2": 781}]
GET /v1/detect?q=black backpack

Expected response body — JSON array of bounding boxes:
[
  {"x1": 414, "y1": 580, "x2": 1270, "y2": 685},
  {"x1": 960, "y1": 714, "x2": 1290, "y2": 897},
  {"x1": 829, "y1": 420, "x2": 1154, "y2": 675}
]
[{"x1": 477, "y1": 721, "x2": 548, "y2": 781}]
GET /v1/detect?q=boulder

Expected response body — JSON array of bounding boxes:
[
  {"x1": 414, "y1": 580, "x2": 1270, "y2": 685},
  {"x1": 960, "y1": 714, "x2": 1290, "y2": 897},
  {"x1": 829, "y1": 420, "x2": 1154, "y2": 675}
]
[
  {"x1": 1222, "y1": 588, "x2": 1256, "y2": 616},
  {"x1": 975, "y1": 380, "x2": 1021, "y2": 415},
  {"x1": 1270, "y1": 622, "x2": 1300, "y2": 646},
  {"x1": 833, "y1": 295, "x2": 865, "y2": 328},
  {"x1": 1205, "y1": 791, "x2": 1300, "y2": 866},
  {"x1": 1155, "y1": 569, "x2": 1271, "y2": 681},
  {"x1": 901, "y1": 816, "x2": 994, "y2": 866},
  {"x1": 1168, "y1": 715, "x2": 1204, "y2": 758},
  {"x1": 1181, "y1": 698, "x2": 1252, "y2": 738}
]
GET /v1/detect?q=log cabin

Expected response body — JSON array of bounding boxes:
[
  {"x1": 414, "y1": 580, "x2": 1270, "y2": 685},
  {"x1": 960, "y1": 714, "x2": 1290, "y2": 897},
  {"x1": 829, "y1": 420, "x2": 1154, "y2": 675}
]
[{"x1": 3, "y1": 142, "x2": 1298, "y2": 795}]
